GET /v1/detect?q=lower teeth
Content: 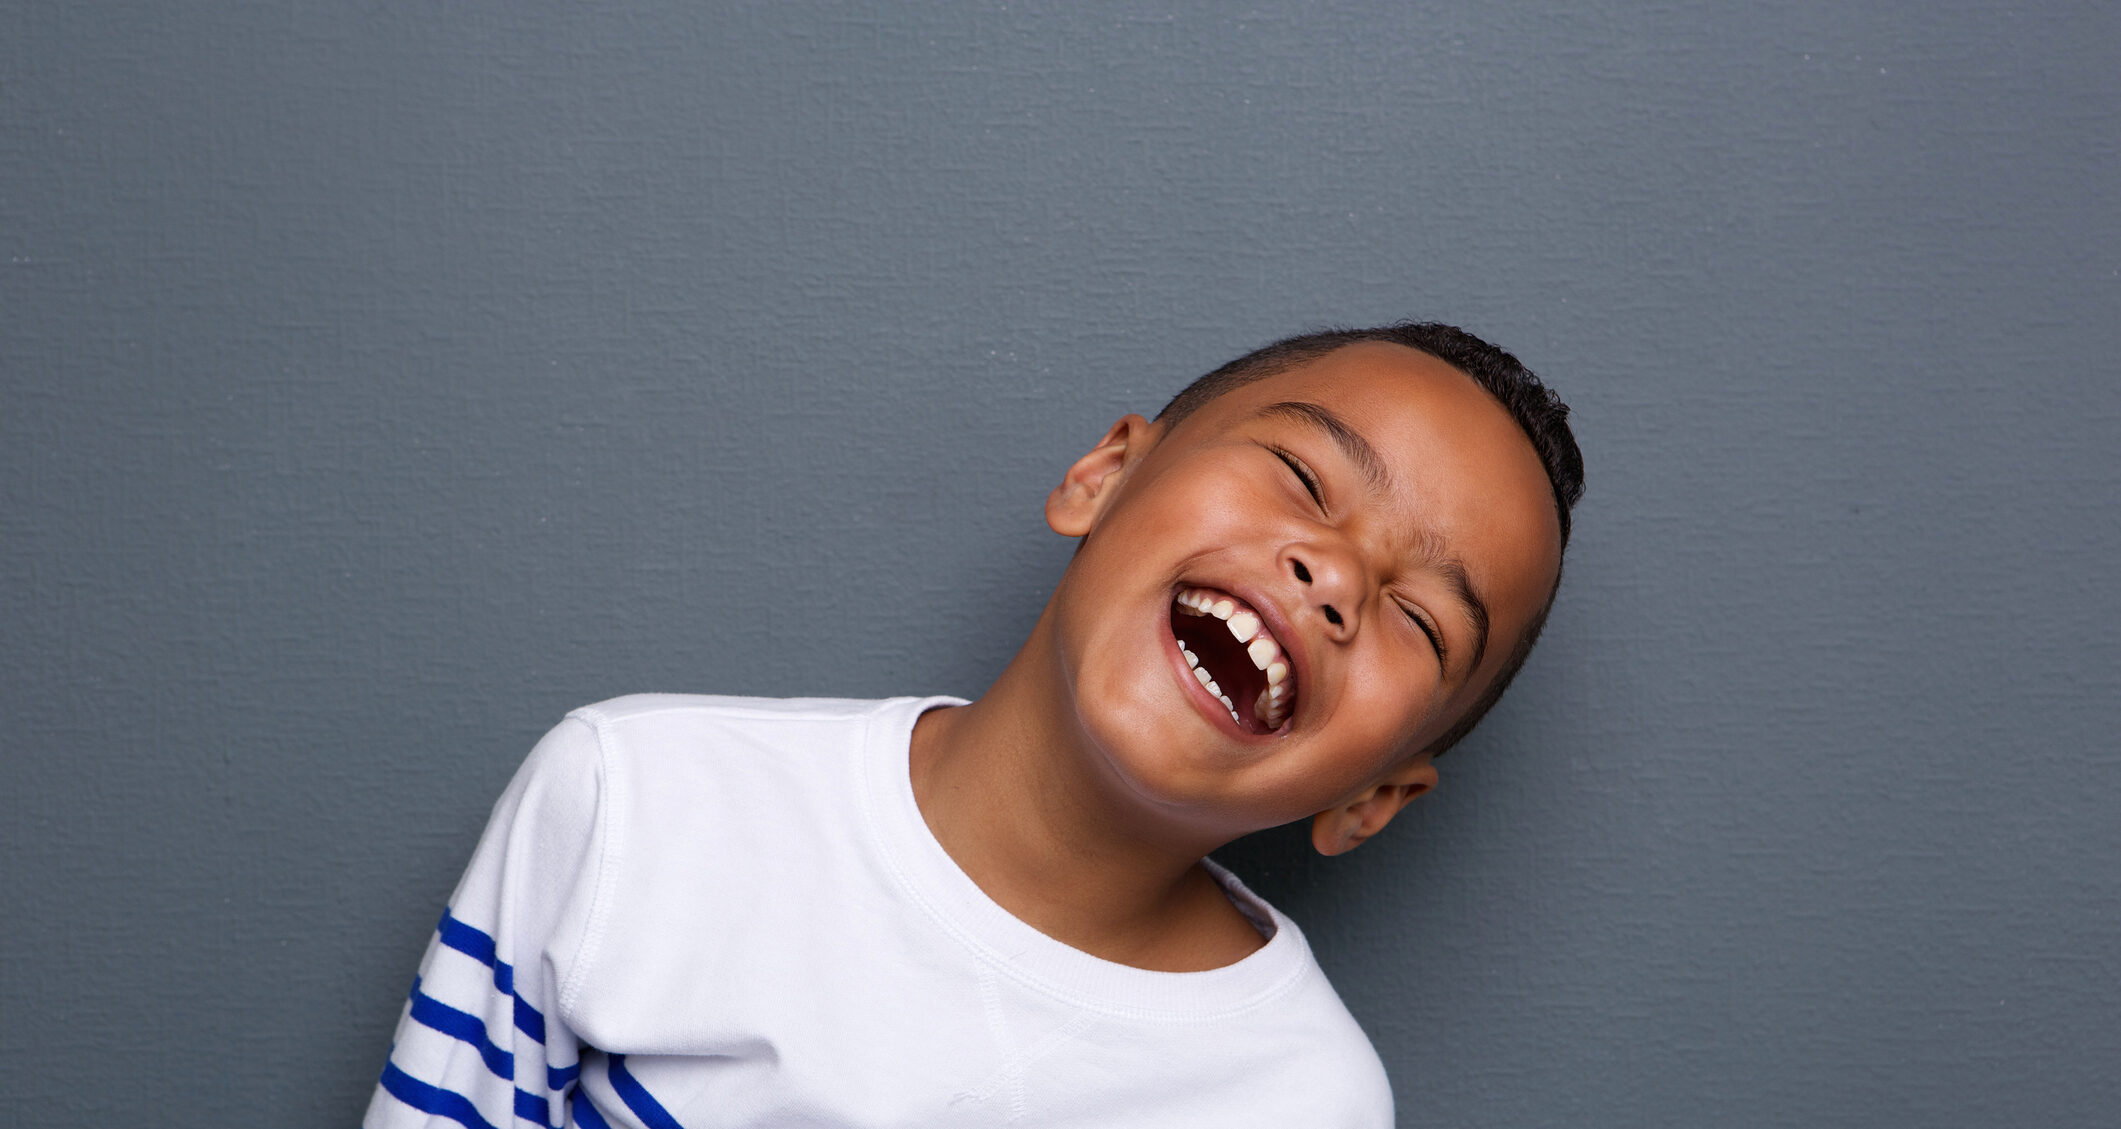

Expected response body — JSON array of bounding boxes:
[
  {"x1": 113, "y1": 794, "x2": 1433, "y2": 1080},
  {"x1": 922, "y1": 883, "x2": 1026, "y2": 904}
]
[
  {"x1": 1181, "y1": 638, "x2": 1292, "y2": 730},
  {"x1": 1254, "y1": 687, "x2": 1289, "y2": 728}
]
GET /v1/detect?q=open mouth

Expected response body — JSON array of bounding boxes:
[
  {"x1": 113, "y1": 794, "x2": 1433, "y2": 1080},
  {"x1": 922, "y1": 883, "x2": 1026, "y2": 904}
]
[{"x1": 1169, "y1": 585, "x2": 1297, "y2": 735}]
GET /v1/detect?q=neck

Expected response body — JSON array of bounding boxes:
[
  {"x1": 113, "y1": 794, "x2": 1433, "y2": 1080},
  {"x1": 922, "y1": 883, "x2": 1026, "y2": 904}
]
[{"x1": 909, "y1": 608, "x2": 1266, "y2": 972}]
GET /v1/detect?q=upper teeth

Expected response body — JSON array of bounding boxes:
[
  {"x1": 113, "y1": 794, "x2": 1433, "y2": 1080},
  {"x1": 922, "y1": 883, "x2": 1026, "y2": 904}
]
[
  {"x1": 1174, "y1": 586, "x2": 1296, "y2": 729},
  {"x1": 1178, "y1": 588, "x2": 1281, "y2": 665}
]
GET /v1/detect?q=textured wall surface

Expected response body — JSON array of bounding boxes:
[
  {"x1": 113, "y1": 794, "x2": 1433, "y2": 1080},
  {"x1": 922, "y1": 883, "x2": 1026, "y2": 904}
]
[{"x1": 4, "y1": 3, "x2": 2117, "y2": 1126}]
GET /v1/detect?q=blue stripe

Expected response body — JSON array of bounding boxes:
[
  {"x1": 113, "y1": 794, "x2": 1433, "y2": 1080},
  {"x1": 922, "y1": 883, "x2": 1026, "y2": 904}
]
[
  {"x1": 438, "y1": 909, "x2": 500, "y2": 979},
  {"x1": 408, "y1": 977, "x2": 514, "y2": 1080},
  {"x1": 438, "y1": 909, "x2": 549, "y2": 1043},
  {"x1": 548, "y1": 1062, "x2": 580, "y2": 1091},
  {"x1": 514, "y1": 1087, "x2": 560, "y2": 1129},
  {"x1": 608, "y1": 1054, "x2": 687, "y2": 1129},
  {"x1": 514, "y1": 996, "x2": 547, "y2": 1044},
  {"x1": 571, "y1": 1085, "x2": 614, "y2": 1129},
  {"x1": 379, "y1": 1061, "x2": 501, "y2": 1129}
]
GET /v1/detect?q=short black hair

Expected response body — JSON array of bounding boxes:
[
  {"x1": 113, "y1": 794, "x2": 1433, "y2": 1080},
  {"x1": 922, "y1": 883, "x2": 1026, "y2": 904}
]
[{"x1": 1155, "y1": 322, "x2": 1585, "y2": 757}]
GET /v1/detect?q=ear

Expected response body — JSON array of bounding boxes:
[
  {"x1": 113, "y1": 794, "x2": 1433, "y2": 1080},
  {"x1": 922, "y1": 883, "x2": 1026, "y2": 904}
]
[
  {"x1": 1310, "y1": 755, "x2": 1439, "y2": 857},
  {"x1": 1045, "y1": 414, "x2": 1160, "y2": 538}
]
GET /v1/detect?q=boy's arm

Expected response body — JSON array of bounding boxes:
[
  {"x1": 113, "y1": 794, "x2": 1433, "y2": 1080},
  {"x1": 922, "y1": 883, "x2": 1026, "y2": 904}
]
[{"x1": 365, "y1": 715, "x2": 609, "y2": 1129}]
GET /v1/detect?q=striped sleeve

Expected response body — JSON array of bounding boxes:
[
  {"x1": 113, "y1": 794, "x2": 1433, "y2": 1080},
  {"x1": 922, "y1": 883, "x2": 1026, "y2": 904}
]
[{"x1": 366, "y1": 715, "x2": 609, "y2": 1129}]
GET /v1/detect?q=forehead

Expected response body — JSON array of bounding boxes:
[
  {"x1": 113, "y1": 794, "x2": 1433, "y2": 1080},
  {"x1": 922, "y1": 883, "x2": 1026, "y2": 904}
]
[{"x1": 1223, "y1": 341, "x2": 1513, "y2": 434}]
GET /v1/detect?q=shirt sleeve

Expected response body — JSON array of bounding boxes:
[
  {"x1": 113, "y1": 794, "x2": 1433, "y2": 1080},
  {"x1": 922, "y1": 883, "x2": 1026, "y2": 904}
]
[{"x1": 365, "y1": 715, "x2": 609, "y2": 1129}]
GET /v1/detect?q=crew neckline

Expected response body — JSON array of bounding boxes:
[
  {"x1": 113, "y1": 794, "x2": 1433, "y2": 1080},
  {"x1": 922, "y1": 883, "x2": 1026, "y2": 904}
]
[{"x1": 855, "y1": 696, "x2": 1315, "y2": 1020}]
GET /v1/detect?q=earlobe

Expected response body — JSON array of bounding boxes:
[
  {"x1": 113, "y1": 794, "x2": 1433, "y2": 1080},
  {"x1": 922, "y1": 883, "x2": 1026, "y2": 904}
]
[
  {"x1": 1045, "y1": 414, "x2": 1159, "y2": 538},
  {"x1": 1309, "y1": 757, "x2": 1439, "y2": 856}
]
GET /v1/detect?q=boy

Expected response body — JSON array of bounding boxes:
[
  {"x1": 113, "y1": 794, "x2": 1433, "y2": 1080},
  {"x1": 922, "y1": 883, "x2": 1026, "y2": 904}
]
[{"x1": 367, "y1": 323, "x2": 1584, "y2": 1128}]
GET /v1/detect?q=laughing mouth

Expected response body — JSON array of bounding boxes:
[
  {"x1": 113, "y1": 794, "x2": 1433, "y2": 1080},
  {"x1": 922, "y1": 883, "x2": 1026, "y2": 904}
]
[{"x1": 1170, "y1": 586, "x2": 1296, "y2": 735}]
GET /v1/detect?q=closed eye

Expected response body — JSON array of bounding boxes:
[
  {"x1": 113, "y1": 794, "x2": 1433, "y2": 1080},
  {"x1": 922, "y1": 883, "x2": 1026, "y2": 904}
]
[
  {"x1": 1271, "y1": 446, "x2": 1325, "y2": 509},
  {"x1": 1398, "y1": 601, "x2": 1448, "y2": 664}
]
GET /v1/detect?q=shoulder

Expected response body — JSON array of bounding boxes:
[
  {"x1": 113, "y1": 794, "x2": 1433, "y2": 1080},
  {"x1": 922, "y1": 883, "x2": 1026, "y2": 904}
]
[
  {"x1": 1238, "y1": 955, "x2": 1395, "y2": 1126},
  {"x1": 551, "y1": 694, "x2": 921, "y2": 769},
  {"x1": 1221, "y1": 967, "x2": 1394, "y2": 1127},
  {"x1": 494, "y1": 695, "x2": 924, "y2": 847},
  {"x1": 1281, "y1": 982, "x2": 1396, "y2": 1126},
  {"x1": 1077, "y1": 954, "x2": 1394, "y2": 1127},
  {"x1": 536, "y1": 692, "x2": 921, "y2": 807},
  {"x1": 528, "y1": 695, "x2": 945, "y2": 1047},
  {"x1": 1199, "y1": 869, "x2": 1396, "y2": 1125},
  {"x1": 567, "y1": 692, "x2": 907, "y2": 731}
]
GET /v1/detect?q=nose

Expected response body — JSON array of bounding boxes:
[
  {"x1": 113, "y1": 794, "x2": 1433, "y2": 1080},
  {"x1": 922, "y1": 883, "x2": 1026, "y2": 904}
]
[{"x1": 1282, "y1": 542, "x2": 1365, "y2": 640}]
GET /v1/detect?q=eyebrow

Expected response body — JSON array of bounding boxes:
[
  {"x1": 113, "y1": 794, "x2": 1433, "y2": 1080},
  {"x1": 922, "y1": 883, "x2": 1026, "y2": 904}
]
[
  {"x1": 1430, "y1": 544, "x2": 1491, "y2": 677},
  {"x1": 1257, "y1": 401, "x2": 1392, "y2": 496},
  {"x1": 1259, "y1": 399, "x2": 1491, "y2": 678}
]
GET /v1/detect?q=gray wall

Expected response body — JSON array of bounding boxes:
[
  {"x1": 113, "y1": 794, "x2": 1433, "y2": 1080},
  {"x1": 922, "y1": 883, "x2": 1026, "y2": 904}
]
[{"x1": 4, "y1": 3, "x2": 2115, "y2": 1126}]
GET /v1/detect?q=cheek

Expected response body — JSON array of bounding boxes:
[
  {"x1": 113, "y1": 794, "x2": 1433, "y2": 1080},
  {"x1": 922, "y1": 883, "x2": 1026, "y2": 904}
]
[
  {"x1": 1343, "y1": 643, "x2": 1448, "y2": 744},
  {"x1": 1131, "y1": 452, "x2": 1272, "y2": 531}
]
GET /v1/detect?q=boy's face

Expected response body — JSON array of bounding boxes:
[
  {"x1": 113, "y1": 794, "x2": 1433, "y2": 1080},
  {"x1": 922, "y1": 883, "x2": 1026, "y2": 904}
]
[{"x1": 1043, "y1": 342, "x2": 1562, "y2": 848}]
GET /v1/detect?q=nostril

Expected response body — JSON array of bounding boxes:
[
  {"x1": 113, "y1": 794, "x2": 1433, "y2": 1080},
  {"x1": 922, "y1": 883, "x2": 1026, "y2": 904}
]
[
  {"x1": 1323, "y1": 605, "x2": 1342, "y2": 626},
  {"x1": 1293, "y1": 560, "x2": 1312, "y2": 584}
]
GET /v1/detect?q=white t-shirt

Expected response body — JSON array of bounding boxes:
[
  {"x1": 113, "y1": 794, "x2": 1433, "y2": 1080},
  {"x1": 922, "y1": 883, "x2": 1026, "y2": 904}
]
[{"x1": 366, "y1": 694, "x2": 1394, "y2": 1128}]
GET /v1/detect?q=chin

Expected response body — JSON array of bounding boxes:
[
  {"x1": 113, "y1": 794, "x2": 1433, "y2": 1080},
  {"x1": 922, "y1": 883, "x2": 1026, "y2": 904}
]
[{"x1": 1071, "y1": 689, "x2": 1261, "y2": 828}]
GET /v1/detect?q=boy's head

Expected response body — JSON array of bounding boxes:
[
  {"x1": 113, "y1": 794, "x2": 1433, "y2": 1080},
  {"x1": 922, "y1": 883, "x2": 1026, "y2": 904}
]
[
  {"x1": 1038, "y1": 323, "x2": 1583, "y2": 854},
  {"x1": 1158, "y1": 324, "x2": 1586, "y2": 757}
]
